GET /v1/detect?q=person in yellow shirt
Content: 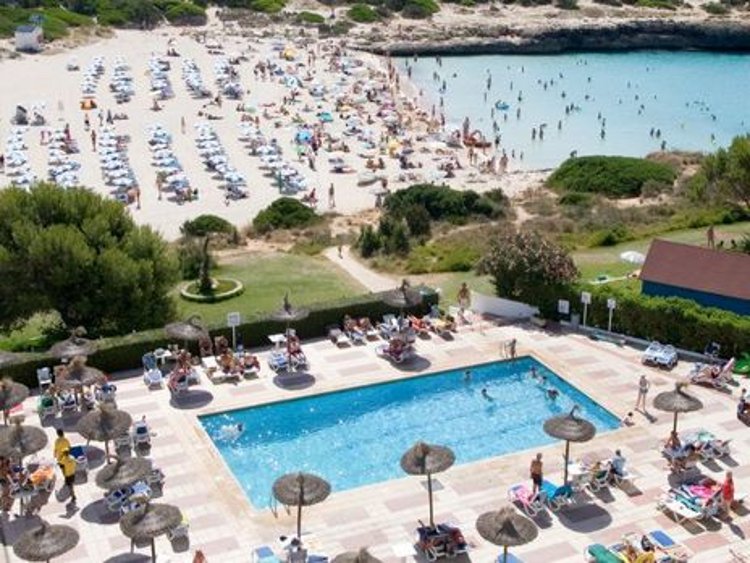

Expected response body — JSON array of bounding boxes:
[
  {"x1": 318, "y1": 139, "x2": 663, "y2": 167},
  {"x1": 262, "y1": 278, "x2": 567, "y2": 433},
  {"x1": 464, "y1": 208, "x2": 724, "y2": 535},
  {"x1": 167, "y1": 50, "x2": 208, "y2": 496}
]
[
  {"x1": 53, "y1": 429, "x2": 70, "y2": 462},
  {"x1": 58, "y1": 450, "x2": 77, "y2": 504}
]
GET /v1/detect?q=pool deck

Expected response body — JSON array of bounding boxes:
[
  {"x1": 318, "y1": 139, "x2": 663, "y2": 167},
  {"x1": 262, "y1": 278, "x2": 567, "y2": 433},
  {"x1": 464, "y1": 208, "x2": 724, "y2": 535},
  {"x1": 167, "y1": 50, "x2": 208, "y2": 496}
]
[{"x1": 7, "y1": 320, "x2": 749, "y2": 562}]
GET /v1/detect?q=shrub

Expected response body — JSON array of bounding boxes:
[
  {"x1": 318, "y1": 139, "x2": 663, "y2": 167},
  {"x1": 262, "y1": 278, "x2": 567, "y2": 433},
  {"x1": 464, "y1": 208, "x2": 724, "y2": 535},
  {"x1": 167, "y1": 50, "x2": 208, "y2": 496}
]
[
  {"x1": 348, "y1": 2, "x2": 380, "y2": 21},
  {"x1": 177, "y1": 238, "x2": 214, "y2": 280},
  {"x1": 406, "y1": 241, "x2": 480, "y2": 274},
  {"x1": 357, "y1": 225, "x2": 381, "y2": 258},
  {"x1": 558, "y1": 192, "x2": 593, "y2": 207},
  {"x1": 296, "y1": 10, "x2": 325, "y2": 23},
  {"x1": 587, "y1": 224, "x2": 631, "y2": 247},
  {"x1": 702, "y1": 1, "x2": 729, "y2": 12},
  {"x1": 401, "y1": 0, "x2": 438, "y2": 17},
  {"x1": 252, "y1": 197, "x2": 320, "y2": 233},
  {"x1": 404, "y1": 204, "x2": 432, "y2": 238},
  {"x1": 556, "y1": 0, "x2": 578, "y2": 8},
  {"x1": 547, "y1": 156, "x2": 676, "y2": 198},
  {"x1": 384, "y1": 184, "x2": 503, "y2": 224},
  {"x1": 164, "y1": 2, "x2": 206, "y2": 24},
  {"x1": 250, "y1": 0, "x2": 284, "y2": 12},
  {"x1": 181, "y1": 214, "x2": 234, "y2": 237}
]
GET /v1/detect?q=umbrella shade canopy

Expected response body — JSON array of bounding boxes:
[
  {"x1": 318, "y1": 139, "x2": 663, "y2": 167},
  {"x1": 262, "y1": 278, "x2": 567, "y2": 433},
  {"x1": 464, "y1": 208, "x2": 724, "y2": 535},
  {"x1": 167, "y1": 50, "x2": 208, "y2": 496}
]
[
  {"x1": 49, "y1": 334, "x2": 97, "y2": 359},
  {"x1": 96, "y1": 456, "x2": 152, "y2": 490},
  {"x1": 60, "y1": 356, "x2": 106, "y2": 388},
  {"x1": 400, "y1": 442, "x2": 455, "y2": 476},
  {"x1": 0, "y1": 379, "x2": 29, "y2": 412},
  {"x1": 332, "y1": 549, "x2": 383, "y2": 563},
  {"x1": 120, "y1": 503, "x2": 183, "y2": 540},
  {"x1": 0, "y1": 421, "x2": 48, "y2": 458},
  {"x1": 653, "y1": 383, "x2": 703, "y2": 433},
  {"x1": 653, "y1": 383, "x2": 703, "y2": 415},
  {"x1": 77, "y1": 406, "x2": 132, "y2": 443},
  {"x1": 270, "y1": 293, "x2": 310, "y2": 323},
  {"x1": 543, "y1": 407, "x2": 596, "y2": 443},
  {"x1": 273, "y1": 472, "x2": 331, "y2": 507},
  {"x1": 13, "y1": 522, "x2": 79, "y2": 562},
  {"x1": 476, "y1": 507, "x2": 538, "y2": 547},
  {"x1": 383, "y1": 280, "x2": 422, "y2": 309},
  {"x1": 164, "y1": 315, "x2": 207, "y2": 341},
  {"x1": 619, "y1": 250, "x2": 646, "y2": 265}
]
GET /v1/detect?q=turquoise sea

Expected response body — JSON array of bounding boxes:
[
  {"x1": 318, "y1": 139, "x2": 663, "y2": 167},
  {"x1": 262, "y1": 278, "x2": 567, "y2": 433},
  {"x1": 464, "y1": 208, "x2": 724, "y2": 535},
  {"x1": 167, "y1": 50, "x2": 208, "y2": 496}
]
[{"x1": 403, "y1": 51, "x2": 750, "y2": 170}]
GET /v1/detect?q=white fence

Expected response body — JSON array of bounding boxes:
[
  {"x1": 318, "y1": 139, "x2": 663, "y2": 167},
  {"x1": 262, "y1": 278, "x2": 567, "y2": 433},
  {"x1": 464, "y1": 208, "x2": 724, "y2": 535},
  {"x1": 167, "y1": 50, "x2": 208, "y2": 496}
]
[{"x1": 469, "y1": 291, "x2": 539, "y2": 319}]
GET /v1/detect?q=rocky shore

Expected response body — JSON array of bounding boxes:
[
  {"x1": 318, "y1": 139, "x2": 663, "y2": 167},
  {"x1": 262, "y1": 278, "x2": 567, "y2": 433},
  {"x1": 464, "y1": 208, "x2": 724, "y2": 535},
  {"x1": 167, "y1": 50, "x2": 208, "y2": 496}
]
[{"x1": 357, "y1": 18, "x2": 750, "y2": 56}]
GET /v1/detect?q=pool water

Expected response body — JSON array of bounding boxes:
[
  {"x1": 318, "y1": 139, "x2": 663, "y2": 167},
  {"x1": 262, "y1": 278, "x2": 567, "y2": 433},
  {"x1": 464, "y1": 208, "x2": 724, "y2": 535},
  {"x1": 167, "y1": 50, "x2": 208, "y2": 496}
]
[{"x1": 200, "y1": 357, "x2": 619, "y2": 508}]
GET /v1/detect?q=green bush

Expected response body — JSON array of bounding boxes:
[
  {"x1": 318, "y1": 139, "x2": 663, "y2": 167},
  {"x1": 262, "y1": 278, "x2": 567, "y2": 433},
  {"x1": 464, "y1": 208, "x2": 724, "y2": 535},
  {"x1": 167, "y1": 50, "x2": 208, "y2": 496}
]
[
  {"x1": 406, "y1": 241, "x2": 480, "y2": 274},
  {"x1": 537, "y1": 285, "x2": 750, "y2": 358},
  {"x1": 401, "y1": 0, "x2": 438, "y2": 17},
  {"x1": 164, "y1": 1, "x2": 206, "y2": 23},
  {"x1": 357, "y1": 225, "x2": 381, "y2": 258},
  {"x1": 385, "y1": 184, "x2": 506, "y2": 224},
  {"x1": 702, "y1": 2, "x2": 730, "y2": 13},
  {"x1": 587, "y1": 224, "x2": 632, "y2": 247},
  {"x1": 635, "y1": 0, "x2": 677, "y2": 8},
  {"x1": 348, "y1": 3, "x2": 379, "y2": 21},
  {"x1": 177, "y1": 238, "x2": 215, "y2": 280},
  {"x1": 548, "y1": 156, "x2": 676, "y2": 199},
  {"x1": 556, "y1": 0, "x2": 578, "y2": 8},
  {"x1": 250, "y1": 0, "x2": 285, "y2": 12},
  {"x1": 253, "y1": 197, "x2": 321, "y2": 233},
  {"x1": 0, "y1": 290, "x2": 439, "y2": 387},
  {"x1": 296, "y1": 10, "x2": 325, "y2": 23},
  {"x1": 558, "y1": 192, "x2": 593, "y2": 207},
  {"x1": 181, "y1": 214, "x2": 234, "y2": 237}
]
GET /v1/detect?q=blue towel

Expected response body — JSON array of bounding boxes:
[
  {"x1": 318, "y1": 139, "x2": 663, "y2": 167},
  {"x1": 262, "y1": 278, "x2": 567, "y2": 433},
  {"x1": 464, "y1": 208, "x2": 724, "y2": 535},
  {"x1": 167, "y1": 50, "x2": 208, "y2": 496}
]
[{"x1": 649, "y1": 529, "x2": 675, "y2": 547}]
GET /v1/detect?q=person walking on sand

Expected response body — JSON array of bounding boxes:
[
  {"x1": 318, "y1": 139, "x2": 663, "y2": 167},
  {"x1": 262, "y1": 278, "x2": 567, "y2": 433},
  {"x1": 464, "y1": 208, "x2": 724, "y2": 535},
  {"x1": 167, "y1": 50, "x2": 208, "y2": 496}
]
[
  {"x1": 635, "y1": 374, "x2": 650, "y2": 411},
  {"x1": 530, "y1": 453, "x2": 543, "y2": 494},
  {"x1": 90, "y1": 129, "x2": 97, "y2": 152},
  {"x1": 337, "y1": 244, "x2": 343, "y2": 259},
  {"x1": 328, "y1": 182, "x2": 336, "y2": 209},
  {"x1": 181, "y1": 116, "x2": 186, "y2": 135}
]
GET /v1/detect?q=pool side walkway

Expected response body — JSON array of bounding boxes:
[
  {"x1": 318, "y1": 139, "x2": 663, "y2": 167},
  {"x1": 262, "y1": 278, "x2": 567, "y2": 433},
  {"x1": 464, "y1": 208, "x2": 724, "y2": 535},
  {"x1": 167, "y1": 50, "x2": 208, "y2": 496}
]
[{"x1": 6, "y1": 320, "x2": 749, "y2": 562}]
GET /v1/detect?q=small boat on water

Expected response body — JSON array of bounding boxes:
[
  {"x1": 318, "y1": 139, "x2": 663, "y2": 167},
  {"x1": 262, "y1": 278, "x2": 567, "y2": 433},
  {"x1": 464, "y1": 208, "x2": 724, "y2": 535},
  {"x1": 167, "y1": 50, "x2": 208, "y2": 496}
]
[{"x1": 495, "y1": 100, "x2": 510, "y2": 111}]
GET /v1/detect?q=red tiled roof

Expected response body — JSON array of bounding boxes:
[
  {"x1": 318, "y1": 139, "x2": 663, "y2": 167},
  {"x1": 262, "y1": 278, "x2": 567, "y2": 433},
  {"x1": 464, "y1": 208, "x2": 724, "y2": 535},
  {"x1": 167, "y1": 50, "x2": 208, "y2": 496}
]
[{"x1": 640, "y1": 239, "x2": 750, "y2": 300}]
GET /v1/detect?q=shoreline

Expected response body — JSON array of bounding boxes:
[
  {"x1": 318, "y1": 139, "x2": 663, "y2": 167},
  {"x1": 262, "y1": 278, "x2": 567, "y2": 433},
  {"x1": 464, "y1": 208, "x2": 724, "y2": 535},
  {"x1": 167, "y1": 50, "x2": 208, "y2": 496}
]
[{"x1": 355, "y1": 19, "x2": 750, "y2": 56}]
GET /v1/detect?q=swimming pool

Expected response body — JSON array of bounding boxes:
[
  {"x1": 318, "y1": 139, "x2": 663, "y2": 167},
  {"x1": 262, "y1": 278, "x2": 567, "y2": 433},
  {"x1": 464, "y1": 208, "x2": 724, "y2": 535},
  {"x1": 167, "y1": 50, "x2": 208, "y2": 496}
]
[{"x1": 200, "y1": 357, "x2": 619, "y2": 508}]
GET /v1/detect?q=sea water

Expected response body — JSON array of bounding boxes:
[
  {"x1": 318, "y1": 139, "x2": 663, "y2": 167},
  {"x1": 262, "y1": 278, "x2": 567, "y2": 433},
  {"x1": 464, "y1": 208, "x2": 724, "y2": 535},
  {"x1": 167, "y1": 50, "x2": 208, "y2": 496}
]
[
  {"x1": 201, "y1": 357, "x2": 619, "y2": 508},
  {"x1": 403, "y1": 51, "x2": 750, "y2": 170}
]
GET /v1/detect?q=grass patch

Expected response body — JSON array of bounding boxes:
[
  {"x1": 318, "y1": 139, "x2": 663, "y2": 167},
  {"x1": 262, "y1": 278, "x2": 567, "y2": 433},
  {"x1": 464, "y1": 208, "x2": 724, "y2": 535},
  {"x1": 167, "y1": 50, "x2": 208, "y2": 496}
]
[
  {"x1": 0, "y1": 6, "x2": 94, "y2": 40},
  {"x1": 175, "y1": 252, "x2": 366, "y2": 325}
]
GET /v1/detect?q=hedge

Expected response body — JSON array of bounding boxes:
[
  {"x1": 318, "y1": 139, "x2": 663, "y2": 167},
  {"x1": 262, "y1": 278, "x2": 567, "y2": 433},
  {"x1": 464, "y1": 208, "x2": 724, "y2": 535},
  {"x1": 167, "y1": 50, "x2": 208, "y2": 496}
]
[
  {"x1": 2, "y1": 290, "x2": 439, "y2": 387},
  {"x1": 537, "y1": 285, "x2": 750, "y2": 357}
]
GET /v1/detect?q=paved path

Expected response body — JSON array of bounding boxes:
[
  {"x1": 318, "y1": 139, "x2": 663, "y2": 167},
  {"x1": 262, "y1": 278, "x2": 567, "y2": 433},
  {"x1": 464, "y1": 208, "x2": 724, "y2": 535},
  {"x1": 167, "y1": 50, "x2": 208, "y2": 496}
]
[{"x1": 322, "y1": 245, "x2": 396, "y2": 292}]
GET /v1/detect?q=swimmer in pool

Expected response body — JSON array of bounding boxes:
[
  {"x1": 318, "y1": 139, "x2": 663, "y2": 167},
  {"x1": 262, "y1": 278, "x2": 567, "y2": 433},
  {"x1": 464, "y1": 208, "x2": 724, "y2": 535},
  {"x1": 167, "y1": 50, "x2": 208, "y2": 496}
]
[
  {"x1": 546, "y1": 388, "x2": 559, "y2": 400},
  {"x1": 219, "y1": 423, "x2": 244, "y2": 440},
  {"x1": 481, "y1": 387, "x2": 492, "y2": 400},
  {"x1": 463, "y1": 370, "x2": 472, "y2": 382}
]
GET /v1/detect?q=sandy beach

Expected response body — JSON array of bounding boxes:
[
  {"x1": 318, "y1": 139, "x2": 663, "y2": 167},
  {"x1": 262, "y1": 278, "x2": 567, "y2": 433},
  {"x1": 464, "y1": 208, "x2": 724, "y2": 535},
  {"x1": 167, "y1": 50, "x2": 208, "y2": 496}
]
[{"x1": 0, "y1": 15, "x2": 542, "y2": 241}]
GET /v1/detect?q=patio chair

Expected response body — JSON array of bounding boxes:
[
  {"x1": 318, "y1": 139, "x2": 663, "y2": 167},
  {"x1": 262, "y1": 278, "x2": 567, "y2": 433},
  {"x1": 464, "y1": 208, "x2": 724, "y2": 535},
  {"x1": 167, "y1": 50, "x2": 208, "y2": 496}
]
[
  {"x1": 507, "y1": 483, "x2": 545, "y2": 517},
  {"x1": 642, "y1": 341, "x2": 663, "y2": 366},
  {"x1": 143, "y1": 368, "x2": 164, "y2": 388},
  {"x1": 36, "y1": 367, "x2": 52, "y2": 391},
  {"x1": 585, "y1": 469, "x2": 610, "y2": 493},
  {"x1": 647, "y1": 529, "x2": 691, "y2": 561},
  {"x1": 37, "y1": 395, "x2": 57, "y2": 420},
  {"x1": 131, "y1": 419, "x2": 151, "y2": 448},
  {"x1": 540, "y1": 480, "x2": 574, "y2": 511},
  {"x1": 269, "y1": 351, "x2": 289, "y2": 373}
]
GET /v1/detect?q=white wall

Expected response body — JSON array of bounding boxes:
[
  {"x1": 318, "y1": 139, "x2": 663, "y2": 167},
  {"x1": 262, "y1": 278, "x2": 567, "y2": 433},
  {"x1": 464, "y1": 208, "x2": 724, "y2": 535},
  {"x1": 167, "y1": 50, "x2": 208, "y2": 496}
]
[{"x1": 469, "y1": 291, "x2": 539, "y2": 319}]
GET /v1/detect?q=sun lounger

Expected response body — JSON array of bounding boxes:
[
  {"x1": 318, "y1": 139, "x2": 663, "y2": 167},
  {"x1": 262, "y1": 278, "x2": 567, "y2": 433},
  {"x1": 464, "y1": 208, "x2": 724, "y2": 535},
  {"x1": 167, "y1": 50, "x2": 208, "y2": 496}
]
[
  {"x1": 656, "y1": 491, "x2": 703, "y2": 523},
  {"x1": 69, "y1": 445, "x2": 88, "y2": 474},
  {"x1": 648, "y1": 529, "x2": 691, "y2": 561},
  {"x1": 507, "y1": 483, "x2": 545, "y2": 517},
  {"x1": 132, "y1": 421, "x2": 151, "y2": 448},
  {"x1": 253, "y1": 546, "x2": 282, "y2": 563},
  {"x1": 37, "y1": 395, "x2": 56, "y2": 420},
  {"x1": 376, "y1": 341, "x2": 414, "y2": 364},
  {"x1": 328, "y1": 328, "x2": 351, "y2": 348},
  {"x1": 269, "y1": 351, "x2": 289, "y2": 372},
  {"x1": 585, "y1": 544, "x2": 622, "y2": 563},
  {"x1": 143, "y1": 368, "x2": 163, "y2": 388},
  {"x1": 585, "y1": 469, "x2": 610, "y2": 493},
  {"x1": 689, "y1": 358, "x2": 734, "y2": 388},
  {"x1": 541, "y1": 480, "x2": 574, "y2": 511},
  {"x1": 656, "y1": 345, "x2": 679, "y2": 369}
]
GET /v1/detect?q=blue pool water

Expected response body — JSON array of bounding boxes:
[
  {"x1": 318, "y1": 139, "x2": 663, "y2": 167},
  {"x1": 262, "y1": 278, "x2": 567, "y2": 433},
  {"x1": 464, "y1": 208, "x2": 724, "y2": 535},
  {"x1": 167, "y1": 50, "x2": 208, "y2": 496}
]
[
  {"x1": 403, "y1": 51, "x2": 750, "y2": 170},
  {"x1": 200, "y1": 357, "x2": 619, "y2": 508}
]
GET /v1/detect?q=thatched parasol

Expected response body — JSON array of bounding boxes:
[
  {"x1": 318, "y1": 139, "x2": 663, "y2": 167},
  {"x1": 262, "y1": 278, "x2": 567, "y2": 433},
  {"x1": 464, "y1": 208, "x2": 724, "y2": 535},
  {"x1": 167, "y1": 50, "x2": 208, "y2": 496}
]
[
  {"x1": 120, "y1": 502, "x2": 182, "y2": 562},
  {"x1": 76, "y1": 405, "x2": 132, "y2": 458},
  {"x1": 543, "y1": 406, "x2": 596, "y2": 484},
  {"x1": 382, "y1": 279, "x2": 422, "y2": 311},
  {"x1": 95, "y1": 455, "x2": 152, "y2": 490},
  {"x1": 49, "y1": 327, "x2": 97, "y2": 359},
  {"x1": 0, "y1": 419, "x2": 48, "y2": 459},
  {"x1": 61, "y1": 356, "x2": 106, "y2": 389},
  {"x1": 476, "y1": 506, "x2": 538, "y2": 563},
  {"x1": 653, "y1": 382, "x2": 703, "y2": 434},
  {"x1": 332, "y1": 548, "x2": 383, "y2": 563},
  {"x1": 164, "y1": 315, "x2": 207, "y2": 344},
  {"x1": 13, "y1": 521, "x2": 79, "y2": 562},
  {"x1": 271, "y1": 293, "x2": 310, "y2": 326},
  {"x1": 0, "y1": 378, "x2": 29, "y2": 424},
  {"x1": 400, "y1": 441, "x2": 455, "y2": 528},
  {"x1": 272, "y1": 472, "x2": 331, "y2": 540}
]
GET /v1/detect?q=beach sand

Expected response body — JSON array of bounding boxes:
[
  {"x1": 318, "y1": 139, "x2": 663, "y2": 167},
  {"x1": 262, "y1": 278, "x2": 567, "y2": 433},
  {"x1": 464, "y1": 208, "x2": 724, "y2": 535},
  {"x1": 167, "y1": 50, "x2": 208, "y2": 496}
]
[{"x1": 0, "y1": 15, "x2": 543, "y2": 240}]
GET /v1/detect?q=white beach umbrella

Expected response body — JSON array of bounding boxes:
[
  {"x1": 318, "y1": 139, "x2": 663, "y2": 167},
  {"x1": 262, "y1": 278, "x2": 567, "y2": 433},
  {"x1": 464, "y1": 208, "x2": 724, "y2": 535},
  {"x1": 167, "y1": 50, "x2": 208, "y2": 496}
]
[{"x1": 620, "y1": 251, "x2": 646, "y2": 265}]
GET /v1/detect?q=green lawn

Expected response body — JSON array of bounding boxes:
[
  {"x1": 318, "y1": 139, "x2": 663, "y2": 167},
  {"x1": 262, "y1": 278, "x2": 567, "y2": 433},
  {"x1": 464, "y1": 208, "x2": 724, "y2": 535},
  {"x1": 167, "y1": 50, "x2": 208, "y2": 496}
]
[
  {"x1": 573, "y1": 221, "x2": 750, "y2": 288},
  {"x1": 175, "y1": 252, "x2": 367, "y2": 326}
]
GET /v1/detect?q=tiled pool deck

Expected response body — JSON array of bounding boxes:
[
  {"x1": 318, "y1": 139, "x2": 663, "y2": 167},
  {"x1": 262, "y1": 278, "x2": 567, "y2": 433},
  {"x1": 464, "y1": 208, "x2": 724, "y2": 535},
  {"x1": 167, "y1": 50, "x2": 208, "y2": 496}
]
[{"x1": 5, "y1": 321, "x2": 749, "y2": 562}]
